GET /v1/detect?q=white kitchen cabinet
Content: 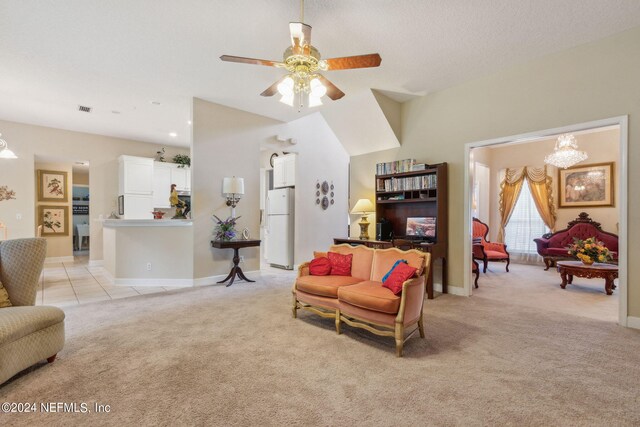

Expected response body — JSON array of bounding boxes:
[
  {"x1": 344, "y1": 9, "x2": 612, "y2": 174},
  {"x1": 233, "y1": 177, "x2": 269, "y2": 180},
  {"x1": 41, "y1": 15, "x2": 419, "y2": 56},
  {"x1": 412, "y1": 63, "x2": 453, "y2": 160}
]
[
  {"x1": 119, "y1": 155, "x2": 154, "y2": 195},
  {"x1": 171, "y1": 166, "x2": 190, "y2": 192},
  {"x1": 153, "y1": 162, "x2": 172, "y2": 208},
  {"x1": 121, "y1": 195, "x2": 154, "y2": 219},
  {"x1": 273, "y1": 154, "x2": 296, "y2": 188}
]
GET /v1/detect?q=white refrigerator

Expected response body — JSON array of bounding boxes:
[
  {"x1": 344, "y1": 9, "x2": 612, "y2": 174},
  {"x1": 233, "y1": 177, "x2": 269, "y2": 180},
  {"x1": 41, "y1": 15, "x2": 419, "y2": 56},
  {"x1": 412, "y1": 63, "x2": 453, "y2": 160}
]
[{"x1": 266, "y1": 188, "x2": 295, "y2": 269}]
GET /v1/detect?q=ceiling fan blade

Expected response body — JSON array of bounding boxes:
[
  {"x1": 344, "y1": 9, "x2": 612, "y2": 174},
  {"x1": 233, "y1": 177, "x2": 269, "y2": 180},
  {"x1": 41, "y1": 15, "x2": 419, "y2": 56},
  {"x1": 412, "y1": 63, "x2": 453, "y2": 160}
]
[
  {"x1": 260, "y1": 77, "x2": 287, "y2": 97},
  {"x1": 316, "y1": 75, "x2": 345, "y2": 100},
  {"x1": 324, "y1": 53, "x2": 382, "y2": 70},
  {"x1": 289, "y1": 22, "x2": 312, "y2": 55},
  {"x1": 220, "y1": 55, "x2": 284, "y2": 67}
]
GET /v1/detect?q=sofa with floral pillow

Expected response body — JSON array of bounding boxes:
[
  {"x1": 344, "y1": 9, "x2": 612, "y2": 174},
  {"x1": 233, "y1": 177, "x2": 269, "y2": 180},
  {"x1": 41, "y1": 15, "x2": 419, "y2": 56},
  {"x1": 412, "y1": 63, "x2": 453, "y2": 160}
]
[{"x1": 292, "y1": 244, "x2": 431, "y2": 356}]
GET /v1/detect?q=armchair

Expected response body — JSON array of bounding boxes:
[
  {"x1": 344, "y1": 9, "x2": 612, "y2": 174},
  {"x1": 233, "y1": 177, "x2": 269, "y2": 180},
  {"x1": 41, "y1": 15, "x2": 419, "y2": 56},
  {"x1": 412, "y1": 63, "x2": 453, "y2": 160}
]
[
  {"x1": 0, "y1": 238, "x2": 65, "y2": 385},
  {"x1": 472, "y1": 217, "x2": 510, "y2": 273}
]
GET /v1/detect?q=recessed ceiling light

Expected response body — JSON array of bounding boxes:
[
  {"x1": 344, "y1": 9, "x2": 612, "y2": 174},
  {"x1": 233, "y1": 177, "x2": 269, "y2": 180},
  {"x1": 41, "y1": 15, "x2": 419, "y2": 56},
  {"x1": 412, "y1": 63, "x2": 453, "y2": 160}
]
[
  {"x1": 151, "y1": 101, "x2": 161, "y2": 105},
  {"x1": 187, "y1": 120, "x2": 192, "y2": 125},
  {"x1": 112, "y1": 110, "x2": 121, "y2": 114},
  {"x1": 169, "y1": 132, "x2": 177, "y2": 137}
]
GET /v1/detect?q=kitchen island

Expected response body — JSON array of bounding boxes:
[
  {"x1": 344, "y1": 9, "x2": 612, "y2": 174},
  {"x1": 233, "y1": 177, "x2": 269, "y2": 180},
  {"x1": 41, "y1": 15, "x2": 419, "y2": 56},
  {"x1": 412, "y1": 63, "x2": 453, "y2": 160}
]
[{"x1": 102, "y1": 219, "x2": 193, "y2": 286}]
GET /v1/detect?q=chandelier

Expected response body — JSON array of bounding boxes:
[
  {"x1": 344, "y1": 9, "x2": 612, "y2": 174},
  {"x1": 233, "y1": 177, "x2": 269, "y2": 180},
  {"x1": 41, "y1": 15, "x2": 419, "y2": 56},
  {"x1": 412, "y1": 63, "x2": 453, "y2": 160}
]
[
  {"x1": 544, "y1": 134, "x2": 587, "y2": 169},
  {"x1": 0, "y1": 133, "x2": 18, "y2": 159}
]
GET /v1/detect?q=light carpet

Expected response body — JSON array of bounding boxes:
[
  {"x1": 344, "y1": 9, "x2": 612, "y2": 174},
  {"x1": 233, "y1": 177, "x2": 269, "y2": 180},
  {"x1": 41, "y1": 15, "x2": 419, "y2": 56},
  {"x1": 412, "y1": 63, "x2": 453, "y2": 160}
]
[{"x1": 1, "y1": 270, "x2": 640, "y2": 426}]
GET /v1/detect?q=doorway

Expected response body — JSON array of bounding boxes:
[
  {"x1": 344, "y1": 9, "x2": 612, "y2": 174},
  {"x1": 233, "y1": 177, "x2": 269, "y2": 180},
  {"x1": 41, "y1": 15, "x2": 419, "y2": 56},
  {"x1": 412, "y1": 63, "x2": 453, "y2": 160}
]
[
  {"x1": 464, "y1": 117, "x2": 628, "y2": 325},
  {"x1": 72, "y1": 162, "x2": 90, "y2": 257}
]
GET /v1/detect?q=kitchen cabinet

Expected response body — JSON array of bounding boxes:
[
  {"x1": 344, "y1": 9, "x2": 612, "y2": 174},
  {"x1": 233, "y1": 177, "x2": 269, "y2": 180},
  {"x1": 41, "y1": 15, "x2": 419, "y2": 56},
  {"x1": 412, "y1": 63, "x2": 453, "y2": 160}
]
[
  {"x1": 171, "y1": 166, "x2": 190, "y2": 192},
  {"x1": 119, "y1": 155, "x2": 154, "y2": 195},
  {"x1": 153, "y1": 162, "x2": 172, "y2": 208},
  {"x1": 273, "y1": 154, "x2": 296, "y2": 188}
]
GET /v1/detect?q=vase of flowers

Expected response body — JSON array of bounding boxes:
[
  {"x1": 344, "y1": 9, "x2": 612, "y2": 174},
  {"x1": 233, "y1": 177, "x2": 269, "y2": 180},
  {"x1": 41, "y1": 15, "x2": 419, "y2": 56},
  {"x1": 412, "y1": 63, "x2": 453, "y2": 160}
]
[
  {"x1": 213, "y1": 215, "x2": 240, "y2": 241},
  {"x1": 567, "y1": 237, "x2": 612, "y2": 265}
]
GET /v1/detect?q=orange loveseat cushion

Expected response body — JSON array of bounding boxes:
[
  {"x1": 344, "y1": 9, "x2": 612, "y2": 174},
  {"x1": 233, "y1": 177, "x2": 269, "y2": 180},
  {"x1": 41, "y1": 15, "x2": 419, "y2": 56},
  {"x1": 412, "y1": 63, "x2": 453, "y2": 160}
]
[
  {"x1": 337, "y1": 281, "x2": 401, "y2": 314},
  {"x1": 370, "y1": 249, "x2": 425, "y2": 282},
  {"x1": 329, "y1": 245, "x2": 375, "y2": 281},
  {"x1": 484, "y1": 250, "x2": 508, "y2": 259},
  {"x1": 296, "y1": 275, "x2": 363, "y2": 298}
]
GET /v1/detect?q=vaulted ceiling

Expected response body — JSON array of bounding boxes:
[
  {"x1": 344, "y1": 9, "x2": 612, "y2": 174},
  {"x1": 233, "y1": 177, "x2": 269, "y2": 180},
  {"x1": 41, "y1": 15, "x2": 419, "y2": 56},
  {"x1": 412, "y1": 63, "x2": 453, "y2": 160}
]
[{"x1": 1, "y1": 1, "x2": 640, "y2": 154}]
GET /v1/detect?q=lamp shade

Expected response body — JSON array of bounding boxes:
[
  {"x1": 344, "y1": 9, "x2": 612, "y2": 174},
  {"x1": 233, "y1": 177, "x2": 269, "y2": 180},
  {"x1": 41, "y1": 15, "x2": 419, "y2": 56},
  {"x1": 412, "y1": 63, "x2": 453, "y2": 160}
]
[
  {"x1": 222, "y1": 177, "x2": 244, "y2": 195},
  {"x1": 351, "y1": 198, "x2": 374, "y2": 214}
]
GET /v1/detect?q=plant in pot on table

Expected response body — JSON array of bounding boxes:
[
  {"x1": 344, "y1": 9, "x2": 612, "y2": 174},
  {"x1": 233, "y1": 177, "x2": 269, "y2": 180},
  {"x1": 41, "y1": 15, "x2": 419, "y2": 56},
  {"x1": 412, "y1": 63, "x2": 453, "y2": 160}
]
[
  {"x1": 567, "y1": 237, "x2": 612, "y2": 265},
  {"x1": 213, "y1": 215, "x2": 240, "y2": 241}
]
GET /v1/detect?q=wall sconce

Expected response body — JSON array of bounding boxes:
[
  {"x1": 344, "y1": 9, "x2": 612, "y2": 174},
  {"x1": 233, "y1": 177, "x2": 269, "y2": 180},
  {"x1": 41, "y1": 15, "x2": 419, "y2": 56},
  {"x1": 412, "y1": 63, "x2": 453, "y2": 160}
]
[
  {"x1": 0, "y1": 133, "x2": 18, "y2": 159},
  {"x1": 222, "y1": 177, "x2": 244, "y2": 216}
]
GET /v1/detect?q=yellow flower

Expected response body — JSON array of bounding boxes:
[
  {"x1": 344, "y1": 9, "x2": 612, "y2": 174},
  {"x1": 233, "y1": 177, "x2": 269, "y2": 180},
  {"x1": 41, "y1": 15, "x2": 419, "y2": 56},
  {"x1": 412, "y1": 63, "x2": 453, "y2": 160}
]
[
  {"x1": 585, "y1": 244, "x2": 591, "y2": 249},
  {"x1": 598, "y1": 255, "x2": 605, "y2": 262}
]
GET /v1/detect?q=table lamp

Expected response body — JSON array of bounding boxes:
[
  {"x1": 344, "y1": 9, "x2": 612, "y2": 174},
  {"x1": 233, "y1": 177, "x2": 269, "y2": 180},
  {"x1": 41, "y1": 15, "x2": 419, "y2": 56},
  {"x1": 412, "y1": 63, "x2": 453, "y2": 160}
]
[{"x1": 351, "y1": 198, "x2": 375, "y2": 240}]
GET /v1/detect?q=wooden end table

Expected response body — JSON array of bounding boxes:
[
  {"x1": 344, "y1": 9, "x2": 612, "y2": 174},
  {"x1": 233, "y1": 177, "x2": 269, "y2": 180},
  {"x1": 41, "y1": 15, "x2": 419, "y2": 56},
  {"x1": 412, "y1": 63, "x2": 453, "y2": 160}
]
[
  {"x1": 556, "y1": 261, "x2": 618, "y2": 295},
  {"x1": 211, "y1": 239, "x2": 261, "y2": 287}
]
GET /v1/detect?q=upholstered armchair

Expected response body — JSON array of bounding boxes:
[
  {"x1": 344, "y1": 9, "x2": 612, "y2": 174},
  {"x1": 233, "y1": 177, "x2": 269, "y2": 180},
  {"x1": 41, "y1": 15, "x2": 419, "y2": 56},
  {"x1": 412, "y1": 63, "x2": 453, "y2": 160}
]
[
  {"x1": 472, "y1": 217, "x2": 510, "y2": 273},
  {"x1": 0, "y1": 238, "x2": 65, "y2": 385}
]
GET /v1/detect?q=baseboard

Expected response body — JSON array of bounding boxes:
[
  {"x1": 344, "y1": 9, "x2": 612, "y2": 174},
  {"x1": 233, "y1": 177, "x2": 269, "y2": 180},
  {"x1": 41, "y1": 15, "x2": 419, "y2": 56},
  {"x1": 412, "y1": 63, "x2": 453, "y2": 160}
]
[
  {"x1": 113, "y1": 278, "x2": 194, "y2": 287},
  {"x1": 435, "y1": 284, "x2": 467, "y2": 296},
  {"x1": 193, "y1": 270, "x2": 261, "y2": 287},
  {"x1": 626, "y1": 317, "x2": 640, "y2": 330},
  {"x1": 45, "y1": 256, "x2": 75, "y2": 263}
]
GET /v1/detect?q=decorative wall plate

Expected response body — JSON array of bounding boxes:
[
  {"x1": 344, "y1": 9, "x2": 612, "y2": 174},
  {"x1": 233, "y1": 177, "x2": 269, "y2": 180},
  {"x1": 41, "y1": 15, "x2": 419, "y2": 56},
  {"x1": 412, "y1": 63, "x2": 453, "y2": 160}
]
[
  {"x1": 330, "y1": 191, "x2": 334, "y2": 197},
  {"x1": 330, "y1": 199, "x2": 334, "y2": 205},
  {"x1": 321, "y1": 181, "x2": 329, "y2": 194},
  {"x1": 321, "y1": 196, "x2": 329, "y2": 210},
  {"x1": 330, "y1": 183, "x2": 334, "y2": 190},
  {"x1": 316, "y1": 198, "x2": 320, "y2": 204},
  {"x1": 316, "y1": 190, "x2": 320, "y2": 197},
  {"x1": 316, "y1": 182, "x2": 320, "y2": 189}
]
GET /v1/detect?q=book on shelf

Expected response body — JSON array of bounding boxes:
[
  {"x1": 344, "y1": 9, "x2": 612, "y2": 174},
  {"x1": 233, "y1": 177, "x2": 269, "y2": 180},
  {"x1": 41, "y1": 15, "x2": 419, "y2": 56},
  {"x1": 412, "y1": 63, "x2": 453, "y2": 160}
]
[
  {"x1": 376, "y1": 159, "x2": 416, "y2": 176},
  {"x1": 376, "y1": 174, "x2": 438, "y2": 192}
]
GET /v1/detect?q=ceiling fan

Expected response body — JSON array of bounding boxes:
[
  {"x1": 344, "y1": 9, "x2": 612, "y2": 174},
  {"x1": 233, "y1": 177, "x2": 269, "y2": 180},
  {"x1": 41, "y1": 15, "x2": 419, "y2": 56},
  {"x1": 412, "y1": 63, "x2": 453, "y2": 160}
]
[{"x1": 220, "y1": 0, "x2": 381, "y2": 110}]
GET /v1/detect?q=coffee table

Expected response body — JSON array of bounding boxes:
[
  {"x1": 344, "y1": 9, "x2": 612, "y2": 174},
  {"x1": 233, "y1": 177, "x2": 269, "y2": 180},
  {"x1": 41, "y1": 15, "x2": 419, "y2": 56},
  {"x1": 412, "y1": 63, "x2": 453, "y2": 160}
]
[{"x1": 556, "y1": 261, "x2": 618, "y2": 295}]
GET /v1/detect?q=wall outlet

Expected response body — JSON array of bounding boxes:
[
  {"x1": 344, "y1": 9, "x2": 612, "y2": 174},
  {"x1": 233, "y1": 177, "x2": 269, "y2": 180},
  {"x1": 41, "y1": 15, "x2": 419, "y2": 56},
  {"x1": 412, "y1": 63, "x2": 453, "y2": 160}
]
[
  {"x1": 146, "y1": 262, "x2": 152, "y2": 271},
  {"x1": 16, "y1": 213, "x2": 22, "y2": 220},
  {"x1": 239, "y1": 256, "x2": 245, "y2": 263}
]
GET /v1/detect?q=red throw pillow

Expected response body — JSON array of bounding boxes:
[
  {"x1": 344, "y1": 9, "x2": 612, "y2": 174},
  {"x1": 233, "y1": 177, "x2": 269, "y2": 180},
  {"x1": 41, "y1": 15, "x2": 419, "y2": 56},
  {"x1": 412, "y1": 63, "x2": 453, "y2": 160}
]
[
  {"x1": 327, "y1": 252, "x2": 353, "y2": 276},
  {"x1": 382, "y1": 262, "x2": 417, "y2": 295},
  {"x1": 309, "y1": 257, "x2": 331, "y2": 276}
]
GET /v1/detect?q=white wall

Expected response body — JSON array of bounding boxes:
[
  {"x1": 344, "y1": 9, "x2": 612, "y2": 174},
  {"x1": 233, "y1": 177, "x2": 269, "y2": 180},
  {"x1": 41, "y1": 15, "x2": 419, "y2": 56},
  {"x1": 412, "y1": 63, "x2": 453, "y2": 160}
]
[{"x1": 192, "y1": 100, "x2": 351, "y2": 279}]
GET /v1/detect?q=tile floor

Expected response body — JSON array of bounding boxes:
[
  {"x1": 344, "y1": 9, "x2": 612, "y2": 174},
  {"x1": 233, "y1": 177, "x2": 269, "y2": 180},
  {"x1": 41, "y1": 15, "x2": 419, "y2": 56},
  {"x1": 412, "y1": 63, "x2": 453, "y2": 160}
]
[{"x1": 36, "y1": 256, "x2": 183, "y2": 307}]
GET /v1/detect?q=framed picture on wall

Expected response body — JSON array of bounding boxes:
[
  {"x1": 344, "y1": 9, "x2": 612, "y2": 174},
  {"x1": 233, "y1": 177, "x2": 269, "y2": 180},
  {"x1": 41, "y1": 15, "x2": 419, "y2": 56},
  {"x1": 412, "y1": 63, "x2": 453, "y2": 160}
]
[
  {"x1": 38, "y1": 205, "x2": 69, "y2": 236},
  {"x1": 37, "y1": 170, "x2": 68, "y2": 202},
  {"x1": 558, "y1": 162, "x2": 614, "y2": 208}
]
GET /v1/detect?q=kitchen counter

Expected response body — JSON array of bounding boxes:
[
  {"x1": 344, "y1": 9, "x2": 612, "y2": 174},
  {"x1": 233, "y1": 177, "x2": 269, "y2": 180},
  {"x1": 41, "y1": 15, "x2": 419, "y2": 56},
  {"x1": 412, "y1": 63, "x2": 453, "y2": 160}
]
[
  {"x1": 102, "y1": 219, "x2": 193, "y2": 285},
  {"x1": 103, "y1": 219, "x2": 192, "y2": 227}
]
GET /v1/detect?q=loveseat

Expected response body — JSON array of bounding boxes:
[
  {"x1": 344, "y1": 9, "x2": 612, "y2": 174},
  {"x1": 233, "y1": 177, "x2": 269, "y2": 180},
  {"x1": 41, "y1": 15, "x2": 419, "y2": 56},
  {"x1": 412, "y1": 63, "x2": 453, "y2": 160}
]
[
  {"x1": 0, "y1": 238, "x2": 65, "y2": 385},
  {"x1": 534, "y1": 212, "x2": 619, "y2": 270},
  {"x1": 292, "y1": 244, "x2": 430, "y2": 357}
]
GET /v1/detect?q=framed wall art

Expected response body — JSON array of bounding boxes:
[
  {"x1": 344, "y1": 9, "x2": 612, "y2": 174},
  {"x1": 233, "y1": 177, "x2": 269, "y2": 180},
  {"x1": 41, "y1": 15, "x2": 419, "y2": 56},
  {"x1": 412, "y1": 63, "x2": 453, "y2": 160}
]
[
  {"x1": 37, "y1": 170, "x2": 68, "y2": 202},
  {"x1": 38, "y1": 205, "x2": 69, "y2": 236},
  {"x1": 558, "y1": 162, "x2": 614, "y2": 208}
]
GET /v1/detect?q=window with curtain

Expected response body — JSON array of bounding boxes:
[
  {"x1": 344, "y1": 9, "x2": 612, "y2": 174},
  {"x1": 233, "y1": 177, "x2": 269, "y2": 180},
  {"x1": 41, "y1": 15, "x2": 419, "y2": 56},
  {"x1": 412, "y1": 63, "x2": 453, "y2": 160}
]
[{"x1": 504, "y1": 180, "x2": 549, "y2": 255}]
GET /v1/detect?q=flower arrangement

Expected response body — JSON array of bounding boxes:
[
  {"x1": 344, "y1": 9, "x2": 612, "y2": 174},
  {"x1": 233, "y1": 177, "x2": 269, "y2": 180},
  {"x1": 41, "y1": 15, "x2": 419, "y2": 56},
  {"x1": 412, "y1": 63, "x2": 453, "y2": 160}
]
[
  {"x1": 567, "y1": 237, "x2": 612, "y2": 264},
  {"x1": 213, "y1": 215, "x2": 240, "y2": 241}
]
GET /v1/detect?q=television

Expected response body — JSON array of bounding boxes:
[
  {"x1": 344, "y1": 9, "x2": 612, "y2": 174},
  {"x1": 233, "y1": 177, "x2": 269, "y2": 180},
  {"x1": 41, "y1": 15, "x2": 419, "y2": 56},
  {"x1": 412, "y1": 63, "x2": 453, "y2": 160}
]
[{"x1": 406, "y1": 217, "x2": 436, "y2": 239}]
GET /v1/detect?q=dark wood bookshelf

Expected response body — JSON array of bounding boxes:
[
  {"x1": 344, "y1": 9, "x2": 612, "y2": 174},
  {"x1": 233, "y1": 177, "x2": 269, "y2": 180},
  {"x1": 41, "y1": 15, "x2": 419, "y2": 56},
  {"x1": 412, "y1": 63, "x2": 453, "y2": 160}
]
[{"x1": 375, "y1": 162, "x2": 448, "y2": 294}]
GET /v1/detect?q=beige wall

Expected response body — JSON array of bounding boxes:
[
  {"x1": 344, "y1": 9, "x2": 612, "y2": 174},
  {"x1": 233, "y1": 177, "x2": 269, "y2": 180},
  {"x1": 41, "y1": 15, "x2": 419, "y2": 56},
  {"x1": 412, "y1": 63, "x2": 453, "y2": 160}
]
[
  {"x1": 0, "y1": 119, "x2": 188, "y2": 261},
  {"x1": 73, "y1": 170, "x2": 89, "y2": 186},
  {"x1": 478, "y1": 128, "x2": 619, "y2": 241},
  {"x1": 350, "y1": 26, "x2": 640, "y2": 317},
  {"x1": 192, "y1": 101, "x2": 351, "y2": 279},
  {"x1": 34, "y1": 160, "x2": 73, "y2": 258}
]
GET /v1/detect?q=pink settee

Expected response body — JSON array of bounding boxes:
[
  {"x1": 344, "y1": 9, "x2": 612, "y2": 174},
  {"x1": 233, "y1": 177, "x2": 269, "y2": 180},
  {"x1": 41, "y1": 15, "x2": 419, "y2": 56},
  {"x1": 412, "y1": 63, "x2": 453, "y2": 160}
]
[{"x1": 534, "y1": 212, "x2": 618, "y2": 270}]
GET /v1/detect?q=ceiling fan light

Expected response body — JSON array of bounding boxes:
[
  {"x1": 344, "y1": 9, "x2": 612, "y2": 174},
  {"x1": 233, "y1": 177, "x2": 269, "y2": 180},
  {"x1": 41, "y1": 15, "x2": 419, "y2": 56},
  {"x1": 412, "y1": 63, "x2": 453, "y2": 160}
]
[
  {"x1": 279, "y1": 93, "x2": 294, "y2": 106},
  {"x1": 0, "y1": 133, "x2": 18, "y2": 159},
  {"x1": 310, "y1": 78, "x2": 327, "y2": 97},
  {"x1": 308, "y1": 94, "x2": 323, "y2": 107},
  {"x1": 277, "y1": 76, "x2": 294, "y2": 96}
]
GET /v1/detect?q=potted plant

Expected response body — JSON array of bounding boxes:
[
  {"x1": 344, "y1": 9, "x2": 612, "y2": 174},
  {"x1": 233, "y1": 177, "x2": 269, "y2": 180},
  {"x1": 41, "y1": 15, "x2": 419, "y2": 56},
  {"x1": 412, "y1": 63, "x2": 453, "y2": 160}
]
[
  {"x1": 173, "y1": 154, "x2": 190, "y2": 168},
  {"x1": 213, "y1": 215, "x2": 240, "y2": 241},
  {"x1": 567, "y1": 237, "x2": 612, "y2": 265}
]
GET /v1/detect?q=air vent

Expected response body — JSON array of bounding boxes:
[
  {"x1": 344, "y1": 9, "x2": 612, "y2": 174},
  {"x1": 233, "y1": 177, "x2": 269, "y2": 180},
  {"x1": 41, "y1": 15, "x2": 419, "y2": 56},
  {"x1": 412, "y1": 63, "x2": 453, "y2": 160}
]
[{"x1": 78, "y1": 105, "x2": 92, "y2": 113}]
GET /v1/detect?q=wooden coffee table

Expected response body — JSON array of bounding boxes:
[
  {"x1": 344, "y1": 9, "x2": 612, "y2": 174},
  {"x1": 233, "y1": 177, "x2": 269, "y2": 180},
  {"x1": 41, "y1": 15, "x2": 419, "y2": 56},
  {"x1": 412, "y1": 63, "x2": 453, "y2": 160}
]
[{"x1": 556, "y1": 261, "x2": 618, "y2": 295}]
